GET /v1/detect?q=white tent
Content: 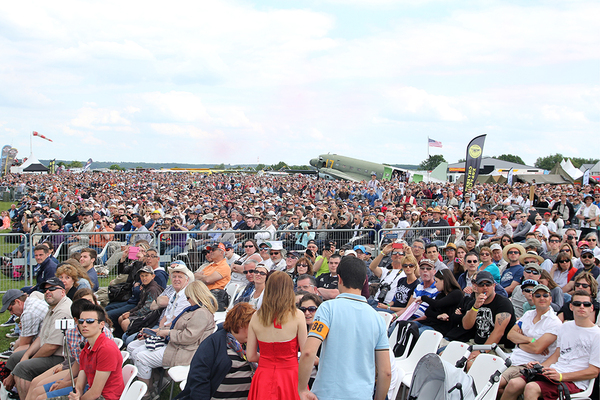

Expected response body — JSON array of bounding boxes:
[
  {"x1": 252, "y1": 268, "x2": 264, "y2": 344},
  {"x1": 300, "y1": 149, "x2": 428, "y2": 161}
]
[
  {"x1": 560, "y1": 159, "x2": 583, "y2": 181},
  {"x1": 10, "y1": 154, "x2": 49, "y2": 173}
]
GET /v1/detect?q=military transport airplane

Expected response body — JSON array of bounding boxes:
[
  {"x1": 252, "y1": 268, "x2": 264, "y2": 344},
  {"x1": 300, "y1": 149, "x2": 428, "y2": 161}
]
[{"x1": 309, "y1": 154, "x2": 409, "y2": 182}]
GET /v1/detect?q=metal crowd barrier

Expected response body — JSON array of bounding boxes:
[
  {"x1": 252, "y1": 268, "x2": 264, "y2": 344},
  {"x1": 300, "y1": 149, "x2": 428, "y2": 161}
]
[
  {"x1": 377, "y1": 225, "x2": 473, "y2": 248},
  {"x1": 0, "y1": 233, "x2": 30, "y2": 292},
  {"x1": 156, "y1": 229, "x2": 271, "y2": 269},
  {"x1": 272, "y1": 228, "x2": 378, "y2": 252}
]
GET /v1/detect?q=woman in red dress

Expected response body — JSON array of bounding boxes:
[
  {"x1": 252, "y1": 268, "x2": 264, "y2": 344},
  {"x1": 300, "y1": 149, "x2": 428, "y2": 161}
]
[{"x1": 247, "y1": 271, "x2": 307, "y2": 400}]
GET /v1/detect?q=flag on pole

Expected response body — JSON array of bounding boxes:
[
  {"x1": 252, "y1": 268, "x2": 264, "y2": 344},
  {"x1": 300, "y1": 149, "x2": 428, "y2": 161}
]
[
  {"x1": 33, "y1": 131, "x2": 53, "y2": 142},
  {"x1": 428, "y1": 138, "x2": 442, "y2": 148}
]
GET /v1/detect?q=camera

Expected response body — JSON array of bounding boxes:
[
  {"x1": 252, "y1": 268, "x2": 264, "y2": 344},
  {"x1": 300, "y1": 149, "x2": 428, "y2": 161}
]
[
  {"x1": 377, "y1": 283, "x2": 392, "y2": 302},
  {"x1": 522, "y1": 363, "x2": 544, "y2": 381},
  {"x1": 567, "y1": 235, "x2": 574, "y2": 240}
]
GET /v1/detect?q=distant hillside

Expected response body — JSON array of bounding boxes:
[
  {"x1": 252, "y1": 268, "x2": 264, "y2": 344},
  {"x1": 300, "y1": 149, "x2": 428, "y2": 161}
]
[{"x1": 40, "y1": 160, "x2": 260, "y2": 170}]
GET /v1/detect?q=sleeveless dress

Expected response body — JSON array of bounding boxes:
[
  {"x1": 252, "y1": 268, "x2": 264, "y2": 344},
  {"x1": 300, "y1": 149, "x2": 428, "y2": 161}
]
[{"x1": 248, "y1": 336, "x2": 300, "y2": 400}]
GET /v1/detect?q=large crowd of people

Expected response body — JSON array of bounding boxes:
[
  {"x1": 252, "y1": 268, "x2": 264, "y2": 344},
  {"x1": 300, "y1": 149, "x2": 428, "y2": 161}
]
[{"x1": 0, "y1": 170, "x2": 599, "y2": 400}]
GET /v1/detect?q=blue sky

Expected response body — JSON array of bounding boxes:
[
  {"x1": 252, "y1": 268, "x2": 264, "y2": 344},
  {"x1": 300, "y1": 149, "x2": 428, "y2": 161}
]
[{"x1": 1, "y1": 0, "x2": 598, "y2": 167}]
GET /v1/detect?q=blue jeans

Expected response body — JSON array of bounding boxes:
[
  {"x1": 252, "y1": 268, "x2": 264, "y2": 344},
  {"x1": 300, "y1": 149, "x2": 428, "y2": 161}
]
[{"x1": 106, "y1": 301, "x2": 136, "y2": 331}]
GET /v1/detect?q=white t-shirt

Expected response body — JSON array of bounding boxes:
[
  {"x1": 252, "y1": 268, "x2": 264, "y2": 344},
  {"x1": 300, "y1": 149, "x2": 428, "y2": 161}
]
[
  {"x1": 376, "y1": 268, "x2": 406, "y2": 304},
  {"x1": 509, "y1": 308, "x2": 561, "y2": 366},
  {"x1": 551, "y1": 321, "x2": 600, "y2": 390}
]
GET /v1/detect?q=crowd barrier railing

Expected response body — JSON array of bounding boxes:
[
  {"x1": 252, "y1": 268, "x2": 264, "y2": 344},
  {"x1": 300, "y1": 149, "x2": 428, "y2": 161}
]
[
  {"x1": 0, "y1": 233, "x2": 30, "y2": 292},
  {"x1": 377, "y1": 225, "x2": 473, "y2": 249}
]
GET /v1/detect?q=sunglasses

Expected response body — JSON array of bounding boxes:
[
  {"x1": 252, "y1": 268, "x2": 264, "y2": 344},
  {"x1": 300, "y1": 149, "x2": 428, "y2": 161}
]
[
  {"x1": 572, "y1": 301, "x2": 593, "y2": 308},
  {"x1": 524, "y1": 269, "x2": 540, "y2": 275},
  {"x1": 549, "y1": 240, "x2": 560, "y2": 243},
  {"x1": 43, "y1": 286, "x2": 62, "y2": 292},
  {"x1": 559, "y1": 259, "x2": 570, "y2": 263},
  {"x1": 466, "y1": 239, "x2": 475, "y2": 242},
  {"x1": 420, "y1": 267, "x2": 433, "y2": 271},
  {"x1": 259, "y1": 247, "x2": 270, "y2": 251},
  {"x1": 244, "y1": 245, "x2": 254, "y2": 248},
  {"x1": 402, "y1": 264, "x2": 415, "y2": 268},
  {"x1": 533, "y1": 293, "x2": 550, "y2": 298},
  {"x1": 465, "y1": 260, "x2": 478, "y2": 264},
  {"x1": 391, "y1": 252, "x2": 404, "y2": 256},
  {"x1": 560, "y1": 249, "x2": 571, "y2": 252},
  {"x1": 297, "y1": 264, "x2": 309, "y2": 268},
  {"x1": 480, "y1": 253, "x2": 490, "y2": 256},
  {"x1": 589, "y1": 238, "x2": 597, "y2": 242},
  {"x1": 477, "y1": 282, "x2": 494, "y2": 287},
  {"x1": 77, "y1": 318, "x2": 99, "y2": 324},
  {"x1": 522, "y1": 288, "x2": 533, "y2": 293},
  {"x1": 270, "y1": 252, "x2": 280, "y2": 255},
  {"x1": 575, "y1": 282, "x2": 590, "y2": 288},
  {"x1": 255, "y1": 271, "x2": 268, "y2": 276},
  {"x1": 243, "y1": 270, "x2": 255, "y2": 275},
  {"x1": 298, "y1": 306, "x2": 318, "y2": 313},
  {"x1": 581, "y1": 254, "x2": 594, "y2": 259},
  {"x1": 507, "y1": 250, "x2": 520, "y2": 255}
]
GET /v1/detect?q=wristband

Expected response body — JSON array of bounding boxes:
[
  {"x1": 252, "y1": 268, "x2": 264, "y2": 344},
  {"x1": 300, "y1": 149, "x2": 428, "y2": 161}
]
[
  {"x1": 559, "y1": 373, "x2": 563, "y2": 382},
  {"x1": 471, "y1": 307, "x2": 479, "y2": 312},
  {"x1": 531, "y1": 338, "x2": 536, "y2": 343},
  {"x1": 387, "y1": 305, "x2": 391, "y2": 310}
]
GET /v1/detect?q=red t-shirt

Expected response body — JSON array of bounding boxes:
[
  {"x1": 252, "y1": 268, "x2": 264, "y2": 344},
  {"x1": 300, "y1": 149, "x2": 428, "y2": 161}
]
[{"x1": 80, "y1": 332, "x2": 124, "y2": 400}]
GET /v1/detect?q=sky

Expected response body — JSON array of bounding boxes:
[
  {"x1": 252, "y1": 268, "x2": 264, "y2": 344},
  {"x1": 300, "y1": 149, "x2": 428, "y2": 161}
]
[{"x1": 1, "y1": 0, "x2": 598, "y2": 167}]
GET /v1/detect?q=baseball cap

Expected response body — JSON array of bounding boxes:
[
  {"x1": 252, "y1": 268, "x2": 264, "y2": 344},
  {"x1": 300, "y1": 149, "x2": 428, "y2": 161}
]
[
  {"x1": 521, "y1": 279, "x2": 538, "y2": 288},
  {"x1": 206, "y1": 243, "x2": 226, "y2": 252},
  {"x1": 42, "y1": 277, "x2": 66, "y2": 290},
  {"x1": 419, "y1": 259, "x2": 435, "y2": 269},
  {"x1": 490, "y1": 243, "x2": 502, "y2": 251},
  {"x1": 532, "y1": 284, "x2": 550, "y2": 293},
  {"x1": 138, "y1": 266, "x2": 155, "y2": 274},
  {"x1": 353, "y1": 245, "x2": 366, "y2": 253},
  {"x1": 475, "y1": 271, "x2": 495, "y2": 285},
  {"x1": 1, "y1": 289, "x2": 24, "y2": 313}
]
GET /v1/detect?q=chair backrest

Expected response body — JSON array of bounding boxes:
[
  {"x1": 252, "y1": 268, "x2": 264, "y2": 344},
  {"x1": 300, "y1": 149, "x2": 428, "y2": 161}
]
[
  {"x1": 119, "y1": 365, "x2": 138, "y2": 400},
  {"x1": 114, "y1": 337, "x2": 124, "y2": 350},
  {"x1": 400, "y1": 330, "x2": 443, "y2": 368},
  {"x1": 388, "y1": 323, "x2": 399, "y2": 350},
  {"x1": 440, "y1": 341, "x2": 469, "y2": 368},
  {"x1": 571, "y1": 376, "x2": 595, "y2": 399},
  {"x1": 225, "y1": 283, "x2": 240, "y2": 309},
  {"x1": 467, "y1": 353, "x2": 506, "y2": 399},
  {"x1": 377, "y1": 311, "x2": 394, "y2": 328},
  {"x1": 121, "y1": 381, "x2": 147, "y2": 400},
  {"x1": 121, "y1": 350, "x2": 130, "y2": 365}
]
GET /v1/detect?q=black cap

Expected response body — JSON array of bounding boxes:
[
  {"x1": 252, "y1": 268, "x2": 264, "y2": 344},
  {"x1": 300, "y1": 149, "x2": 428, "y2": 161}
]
[
  {"x1": 475, "y1": 271, "x2": 495, "y2": 285},
  {"x1": 42, "y1": 277, "x2": 66, "y2": 290},
  {"x1": 1, "y1": 289, "x2": 25, "y2": 313}
]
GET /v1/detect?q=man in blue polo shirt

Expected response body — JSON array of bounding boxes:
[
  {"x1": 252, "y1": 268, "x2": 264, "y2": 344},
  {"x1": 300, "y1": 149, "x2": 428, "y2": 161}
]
[{"x1": 298, "y1": 256, "x2": 391, "y2": 400}]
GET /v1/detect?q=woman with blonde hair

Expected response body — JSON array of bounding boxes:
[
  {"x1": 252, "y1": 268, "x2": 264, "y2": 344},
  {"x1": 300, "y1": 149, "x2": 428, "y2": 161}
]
[
  {"x1": 129, "y1": 280, "x2": 217, "y2": 397},
  {"x1": 247, "y1": 271, "x2": 307, "y2": 400},
  {"x1": 56, "y1": 262, "x2": 92, "y2": 299}
]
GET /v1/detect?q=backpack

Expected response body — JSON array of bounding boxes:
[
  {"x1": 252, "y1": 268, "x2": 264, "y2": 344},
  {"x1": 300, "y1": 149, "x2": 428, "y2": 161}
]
[{"x1": 392, "y1": 320, "x2": 419, "y2": 358}]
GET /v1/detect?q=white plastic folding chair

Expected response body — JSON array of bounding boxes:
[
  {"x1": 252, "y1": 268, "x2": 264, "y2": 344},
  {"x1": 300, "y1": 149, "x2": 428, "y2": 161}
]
[
  {"x1": 119, "y1": 365, "x2": 138, "y2": 400},
  {"x1": 440, "y1": 341, "x2": 469, "y2": 368},
  {"x1": 388, "y1": 323, "x2": 399, "y2": 350},
  {"x1": 467, "y1": 353, "x2": 507, "y2": 400},
  {"x1": 121, "y1": 381, "x2": 147, "y2": 400},
  {"x1": 224, "y1": 283, "x2": 240, "y2": 310},
  {"x1": 168, "y1": 365, "x2": 190, "y2": 400},
  {"x1": 377, "y1": 311, "x2": 394, "y2": 329},
  {"x1": 570, "y1": 377, "x2": 595, "y2": 400},
  {"x1": 398, "y1": 330, "x2": 443, "y2": 388},
  {"x1": 121, "y1": 350, "x2": 130, "y2": 365},
  {"x1": 180, "y1": 380, "x2": 186, "y2": 390},
  {"x1": 114, "y1": 337, "x2": 124, "y2": 349}
]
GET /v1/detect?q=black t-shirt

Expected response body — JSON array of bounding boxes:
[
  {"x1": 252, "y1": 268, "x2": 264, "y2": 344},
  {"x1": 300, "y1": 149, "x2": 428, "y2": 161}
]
[
  {"x1": 472, "y1": 293, "x2": 516, "y2": 347},
  {"x1": 559, "y1": 300, "x2": 600, "y2": 321},
  {"x1": 316, "y1": 273, "x2": 338, "y2": 290},
  {"x1": 392, "y1": 277, "x2": 419, "y2": 308}
]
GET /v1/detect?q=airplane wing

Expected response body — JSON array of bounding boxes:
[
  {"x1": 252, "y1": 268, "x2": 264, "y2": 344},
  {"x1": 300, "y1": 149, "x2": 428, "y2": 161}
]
[{"x1": 319, "y1": 167, "x2": 364, "y2": 182}]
